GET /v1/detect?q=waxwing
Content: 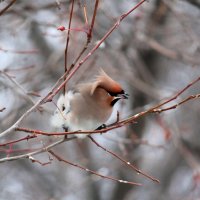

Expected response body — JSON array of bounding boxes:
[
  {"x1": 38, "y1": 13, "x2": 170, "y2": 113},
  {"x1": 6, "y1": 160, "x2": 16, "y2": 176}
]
[{"x1": 51, "y1": 69, "x2": 128, "y2": 138}]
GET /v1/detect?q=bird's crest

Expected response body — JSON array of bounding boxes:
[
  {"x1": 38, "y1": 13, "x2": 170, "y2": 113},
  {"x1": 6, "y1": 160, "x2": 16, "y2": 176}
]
[{"x1": 90, "y1": 68, "x2": 122, "y2": 95}]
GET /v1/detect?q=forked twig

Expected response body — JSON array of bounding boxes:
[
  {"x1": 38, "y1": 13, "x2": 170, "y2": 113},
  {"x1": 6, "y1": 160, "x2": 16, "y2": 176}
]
[
  {"x1": 153, "y1": 93, "x2": 200, "y2": 113},
  {"x1": 0, "y1": 137, "x2": 76, "y2": 162},
  {"x1": 67, "y1": 0, "x2": 99, "y2": 74}
]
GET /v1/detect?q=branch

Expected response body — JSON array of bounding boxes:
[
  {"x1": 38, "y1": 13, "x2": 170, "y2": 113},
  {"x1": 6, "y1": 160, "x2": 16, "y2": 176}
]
[
  {"x1": 49, "y1": 150, "x2": 142, "y2": 186},
  {"x1": 0, "y1": 135, "x2": 37, "y2": 147},
  {"x1": 0, "y1": 46, "x2": 39, "y2": 54},
  {"x1": 88, "y1": 136, "x2": 160, "y2": 183},
  {"x1": 153, "y1": 93, "x2": 200, "y2": 113},
  {"x1": 0, "y1": 0, "x2": 17, "y2": 16},
  {"x1": 63, "y1": 0, "x2": 75, "y2": 93},
  {"x1": 0, "y1": 71, "x2": 36, "y2": 105},
  {"x1": 63, "y1": 0, "x2": 99, "y2": 78},
  {"x1": 0, "y1": 136, "x2": 76, "y2": 163},
  {"x1": 87, "y1": 0, "x2": 99, "y2": 41},
  {"x1": 0, "y1": 107, "x2": 6, "y2": 112}
]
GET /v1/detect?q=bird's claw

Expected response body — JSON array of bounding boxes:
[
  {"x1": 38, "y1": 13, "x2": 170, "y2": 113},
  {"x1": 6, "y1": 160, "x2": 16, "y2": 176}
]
[
  {"x1": 95, "y1": 124, "x2": 107, "y2": 130},
  {"x1": 62, "y1": 125, "x2": 68, "y2": 132}
]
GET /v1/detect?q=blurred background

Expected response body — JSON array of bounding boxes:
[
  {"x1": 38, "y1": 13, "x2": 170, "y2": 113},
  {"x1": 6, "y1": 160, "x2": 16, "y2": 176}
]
[{"x1": 0, "y1": 0, "x2": 200, "y2": 200}]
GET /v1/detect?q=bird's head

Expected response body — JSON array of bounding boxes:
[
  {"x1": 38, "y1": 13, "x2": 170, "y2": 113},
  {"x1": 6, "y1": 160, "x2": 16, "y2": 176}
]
[{"x1": 91, "y1": 69, "x2": 129, "y2": 106}]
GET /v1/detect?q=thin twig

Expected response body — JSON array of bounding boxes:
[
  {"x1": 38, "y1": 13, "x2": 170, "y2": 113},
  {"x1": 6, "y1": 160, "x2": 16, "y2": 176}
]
[
  {"x1": 153, "y1": 94, "x2": 200, "y2": 113},
  {"x1": 150, "y1": 76, "x2": 200, "y2": 112},
  {"x1": 4, "y1": 65, "x2": 35, "y2": 73},
  {"x1": 0, "y1": 135, "x2": 37, "y2": 147},
  {"x1": 87, "y1": 0, "x2": 99, "y2": 41},
  {"x1": 29, "y1": 155, "x2": 53, "y2": 166},
  {"x1": 88, "y1": 136, "x2": 160, "y2": 183},
  {"x1": 0, "y1": 107, "x2": 6, "y2": 112},
  {"x1": 63, "y1": 0, "x2": 75, "y2": 94},
  {"x1": 0, "y1": 137, "x2": 76, "y2": 163},
  {"x1": 0, "y1": 0, "x2": 17, "y2": 16},
  {"x1": 83, "y1": 4, "x2": 89, "y2": 25},
  {"x1": 66, "y1": 0, "x2": 99, "y2": 75},
  {"x1": 0, "y1": 71, "x2": 36, "y2": 105},
  {"x1": 49, "y1": 150, "x2": 142, "y2": 186},
  {"x1": 0, "y1": 46, "x2": 39, "y2": 54}
]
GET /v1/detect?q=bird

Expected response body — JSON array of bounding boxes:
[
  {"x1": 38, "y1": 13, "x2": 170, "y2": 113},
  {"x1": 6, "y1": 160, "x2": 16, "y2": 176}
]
[{"x1": 50, "y1": 69, "x2": 128, "y2": 138}]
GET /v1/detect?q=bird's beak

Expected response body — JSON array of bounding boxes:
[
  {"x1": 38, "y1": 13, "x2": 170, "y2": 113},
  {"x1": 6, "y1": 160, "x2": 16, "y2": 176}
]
[{"x1": 117, "y1": 93, "x2": 129, "y2": 99}]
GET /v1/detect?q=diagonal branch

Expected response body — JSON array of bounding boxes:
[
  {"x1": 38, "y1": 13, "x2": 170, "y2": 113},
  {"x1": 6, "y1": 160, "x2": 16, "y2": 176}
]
[
  {"x1": 153, "y1": 93, "x2": 200, "y2": 113},
  {"x1": 0, "y1": 0, "x2": 17, "y2": 16},
  {"x1": 63, "y1": 0, "x2": 75, "y2": 94},
  {"x1": 88, "y1": 135, "x2": 160, "y2": 183},
  {"x1": 0, "y1": 136, "x2": 76, "y2": 163},
  {"x1": 66, "y1": 0, "x2": 99, "y2": 75},
  {"x1": 49, "y1": 150, "x2": 142, "y2": 186}
]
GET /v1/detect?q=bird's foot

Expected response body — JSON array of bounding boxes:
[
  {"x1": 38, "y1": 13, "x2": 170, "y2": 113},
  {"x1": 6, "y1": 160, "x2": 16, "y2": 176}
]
[
  {"x1": 95, "y1": 124, "x2": 107, "y2": 130},
  {"x1": 62, "y1": 125, "x2": 68, "y2": 139}
]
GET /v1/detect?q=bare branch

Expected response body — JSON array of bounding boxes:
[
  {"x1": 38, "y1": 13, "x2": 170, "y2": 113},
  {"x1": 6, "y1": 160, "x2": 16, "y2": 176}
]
[
  {"x1": 49, "y1": 150, "x2": 142, "y2": 186},
  {"x1": 0, "y1": 71, "x2": 36, "y2": 105},
  {"x1": 0, "y1": 0, "x2": 17, "y2": 16},
  {"x1": 153, "y1": 94, "x2": 200, "y2": 113},
  {"x1": 0, "y1": 137, "x2": 76, "y2": 163},
  {"x1": 63, "y1": 0, "x2": 75, "y2": 93},
  {"x1": 0, "y1": 107, "x2": 6, "y2": 112},
  {"x1": 0, "y1": 135, "x2": 37, "y2": 147},
  {"x1": 88, "y1": 136, "x2": 160, "y2": 183}
]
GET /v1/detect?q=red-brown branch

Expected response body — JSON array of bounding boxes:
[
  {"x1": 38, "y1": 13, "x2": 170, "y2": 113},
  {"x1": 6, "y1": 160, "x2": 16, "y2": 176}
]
[
  {"x1": 88, "y1": 136, "x2": 160, "y2": 183},
  {"x1": 0, "y1": 0, "x2": 17, "y2": 16},
  {"x1": 66, "y1": 0, "x2": 99, "y2": 75},
  {"x1": 0, "y1": 135, "x2": 37, "y2": 147},
  {"x1": 63, "y1": 0, "x2": 75, "y2": 94},
  {"x1": 0, "y1": 46, "x2": 39, "y2": 54},
  {"x1": 153, "y1": 93, "x2": 200, "y2": 113},
  {"x1": 49, "y1": 150, "x2": 142, "y2": 186},
  {"x1": 87, "y1": 0, "x2": 99, "y2": 41}
]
